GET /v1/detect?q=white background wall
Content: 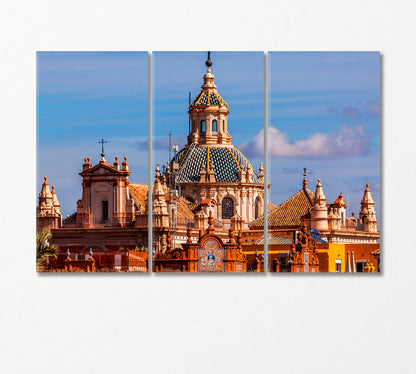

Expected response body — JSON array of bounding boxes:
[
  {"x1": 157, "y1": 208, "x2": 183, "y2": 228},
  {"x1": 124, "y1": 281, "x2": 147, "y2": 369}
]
[{"x1": 1, "y1": 1, "x2": 414, "y2": 373}]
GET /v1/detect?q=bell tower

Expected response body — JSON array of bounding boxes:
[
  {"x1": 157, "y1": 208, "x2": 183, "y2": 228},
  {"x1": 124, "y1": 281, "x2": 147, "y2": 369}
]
[
  {"x1": 187, "y1": 52, "x2": 232, "y2": 146},
  {"x1": 358, "y1": 184, "x2": 378, "y2": 232}
]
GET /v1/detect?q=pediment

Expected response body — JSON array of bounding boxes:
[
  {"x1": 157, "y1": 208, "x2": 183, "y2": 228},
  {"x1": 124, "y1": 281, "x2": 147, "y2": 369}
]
[{"x1": 80, "y1": 161, "x2": 130, "y2": 177}]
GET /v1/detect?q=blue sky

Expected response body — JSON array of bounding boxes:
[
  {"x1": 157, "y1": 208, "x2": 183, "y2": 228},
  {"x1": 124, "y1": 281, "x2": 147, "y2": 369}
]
[
  {"x1": 37, "y1": 51, "x2": 379, "y2": 221},
  {"x1": 37, "y1": 52, "x2": 148, "y2": 217},
  {"x1": 263, "y1": 52, "x2": 380, "y2": 216},
  {"x1": 152, "y1": 52, "x2": 264, "y2": 173}
]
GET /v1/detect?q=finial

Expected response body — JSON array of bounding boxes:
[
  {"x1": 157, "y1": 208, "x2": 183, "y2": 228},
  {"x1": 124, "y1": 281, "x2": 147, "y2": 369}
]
[
  {"x1": 166, "y1": 230, "x2": 172, "y2": 251},
  {"x1": 186, "y1": 222, "x2": 192, "y2": 244},
  {"x1": 318, "y1": 179, "x2": 320, "y2": 183},
  {"x1": 205, "y1": 51, "x2": 212, "y2": 68},
  {"x1": 52, "y1": 186, "x2": 56, "y2": 193},
  {"x1": 155, "y1": 164, "x2": 160, "y2": 183},
  {"x1": 207, "y1": 210, "x2": 214, "y2": 234},
  {"x1": 228, "y1": 228, "x2": 235, "y2": 243},
  {"x1": 302, "y1": 168, "x2": 308, "y2": 189},
  {"x1": 44, "y1": 176, "x2": 48, "y2": 184},
  {"x1": 208, "y1": 210, "x2": 213, "y2": 227}
]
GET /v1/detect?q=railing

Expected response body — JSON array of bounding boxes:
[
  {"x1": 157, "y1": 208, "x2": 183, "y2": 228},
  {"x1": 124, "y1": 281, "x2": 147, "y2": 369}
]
[{"x1": 44, "y1": 254, "x2": 148, "y2": 273}]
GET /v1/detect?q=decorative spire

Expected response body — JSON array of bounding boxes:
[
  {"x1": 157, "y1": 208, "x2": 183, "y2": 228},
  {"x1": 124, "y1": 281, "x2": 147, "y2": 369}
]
[
  {"x1": 310, "y1": 178, "x2": 328, "y2": 230},
  {"x1": 361, "y1": 184, "x2": 375, "y2": 205},
  {"x1": 314, "y1": 179, "x2": 326, "y2": 202},
  {"x1": 258, "y1": 162, "x2": 264, "y2": 182},
  {"x1": 51, "y1": 185, "x2": 61, "y2": 211},
  {"x1": 155, "y1": 164, "x2": 161, "y2": 183},
  {"x1": 303, "y1": 168, "x2": 308, "y2": 189},
  {"x1": 39, "y1": 177, "x2": 52, "y2": 199},
  {"x1": 359, "y1": 183, "x2": 377, "y2": 232}
]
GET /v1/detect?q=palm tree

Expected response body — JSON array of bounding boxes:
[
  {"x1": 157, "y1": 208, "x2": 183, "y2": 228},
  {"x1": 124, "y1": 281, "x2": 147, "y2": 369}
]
[{"x1": 36, "y1": 228, "x2": 59, "y2": 272}]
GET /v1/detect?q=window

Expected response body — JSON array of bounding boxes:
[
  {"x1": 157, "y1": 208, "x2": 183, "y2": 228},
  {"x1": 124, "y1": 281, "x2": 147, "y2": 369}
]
[
  {"x1": 335, "y1": 259, "x2": 342, "y2": 272},
  {"x1": 221, "y1": 197, "x2": 234, "y2": 219},
  {"x1": 102, "y1": 201, "x2": 108, "y2": 221},
  {"x1": 356, "y1": 261, "x2": 368, "y2": 272},
  {"x1": 200, "y1": 120, "x2": 206, "y2": 134},
  {"x1": 255, "y1": 197, "x2": 261, "y2": 219},
  {"x1": 212, "y1": 120, "x2": 217, "y2": 132}
]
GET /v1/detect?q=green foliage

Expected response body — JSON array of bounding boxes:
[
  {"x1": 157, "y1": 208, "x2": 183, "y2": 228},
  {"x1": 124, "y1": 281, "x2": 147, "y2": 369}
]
[{"x1": 36, "y1": 228, "x2": 59, "y2": 272}]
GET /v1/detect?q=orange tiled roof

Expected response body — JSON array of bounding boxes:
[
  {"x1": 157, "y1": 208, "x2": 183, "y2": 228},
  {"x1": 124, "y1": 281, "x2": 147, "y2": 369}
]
[
  {"x1": 250, "y1": 188, "x2": 314, "y2": 229},
  {"x1": 128, "y1": 184, "x2": 148, "y2": 213},
  {"x1": 268, "y1": 202, "x2": 277, "y2": 212},
  {"x1": 176, "y1": 197, "x2": 195, "y2": 221}
]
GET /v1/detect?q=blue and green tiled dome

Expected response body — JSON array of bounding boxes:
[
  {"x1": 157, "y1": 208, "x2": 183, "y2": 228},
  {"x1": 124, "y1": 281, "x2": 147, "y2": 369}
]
[
  {"x1": 190, "y1": 91, "x2": 228, "y2": 108},
  {"x1": 171, "y1": 145, "x2": 260, "y2": 183}
]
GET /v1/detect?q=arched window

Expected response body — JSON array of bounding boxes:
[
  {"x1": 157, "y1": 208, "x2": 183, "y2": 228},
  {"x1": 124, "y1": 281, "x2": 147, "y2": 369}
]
[
  {"x1": 200, "y1": 120, "x2": 206, "y2": 134},
  {"x1": 222, "y1": 120, "x2": 225, "y2": 132},
  {"x1": 212, "y1": 120, "x2": 217, "y2": 132},
  {"x1": 255, "y1": 197, "x2": 261, "y2": 219},
  {"x1": 222, "y1": 197, "x2": 234, "y2": 219}
]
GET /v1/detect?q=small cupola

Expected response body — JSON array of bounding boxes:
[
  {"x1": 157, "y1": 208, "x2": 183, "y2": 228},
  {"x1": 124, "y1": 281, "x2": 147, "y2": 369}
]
[{"x1": 188, "y1": 52, "x2": 232, "y2": 146}]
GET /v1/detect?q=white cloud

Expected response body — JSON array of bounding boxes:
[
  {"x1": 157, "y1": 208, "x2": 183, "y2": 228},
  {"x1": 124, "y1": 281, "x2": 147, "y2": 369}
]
[{"x1": 239, "y1": 125, "x2": 372, "y2": 159}]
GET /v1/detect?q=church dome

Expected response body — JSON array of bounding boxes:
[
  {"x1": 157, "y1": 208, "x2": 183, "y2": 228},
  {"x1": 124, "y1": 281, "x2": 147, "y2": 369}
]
[{"x1": 171, "y1": 145, "x2": 260, "y2": 184}]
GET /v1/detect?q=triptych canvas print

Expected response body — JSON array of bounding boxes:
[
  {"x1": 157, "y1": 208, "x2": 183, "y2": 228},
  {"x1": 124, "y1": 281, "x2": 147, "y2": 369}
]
[{"x1": 36, "y1": 51, "x2": 380, "y2": 273}]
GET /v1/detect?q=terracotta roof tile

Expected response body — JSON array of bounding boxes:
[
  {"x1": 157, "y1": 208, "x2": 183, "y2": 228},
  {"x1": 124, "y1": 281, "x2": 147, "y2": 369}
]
[
  {"x1": 268, "y1": 202, "x2": 277, "y2": 211},
  {"x1": 249, "y1": 188, "x2": 314, "y2": 229},
  {"x1": 176, "y1": 197, "x2": 195, "y2": 221},
  {"x1": 128, "y1": 184, "x2": 148, "y2": 213}
]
